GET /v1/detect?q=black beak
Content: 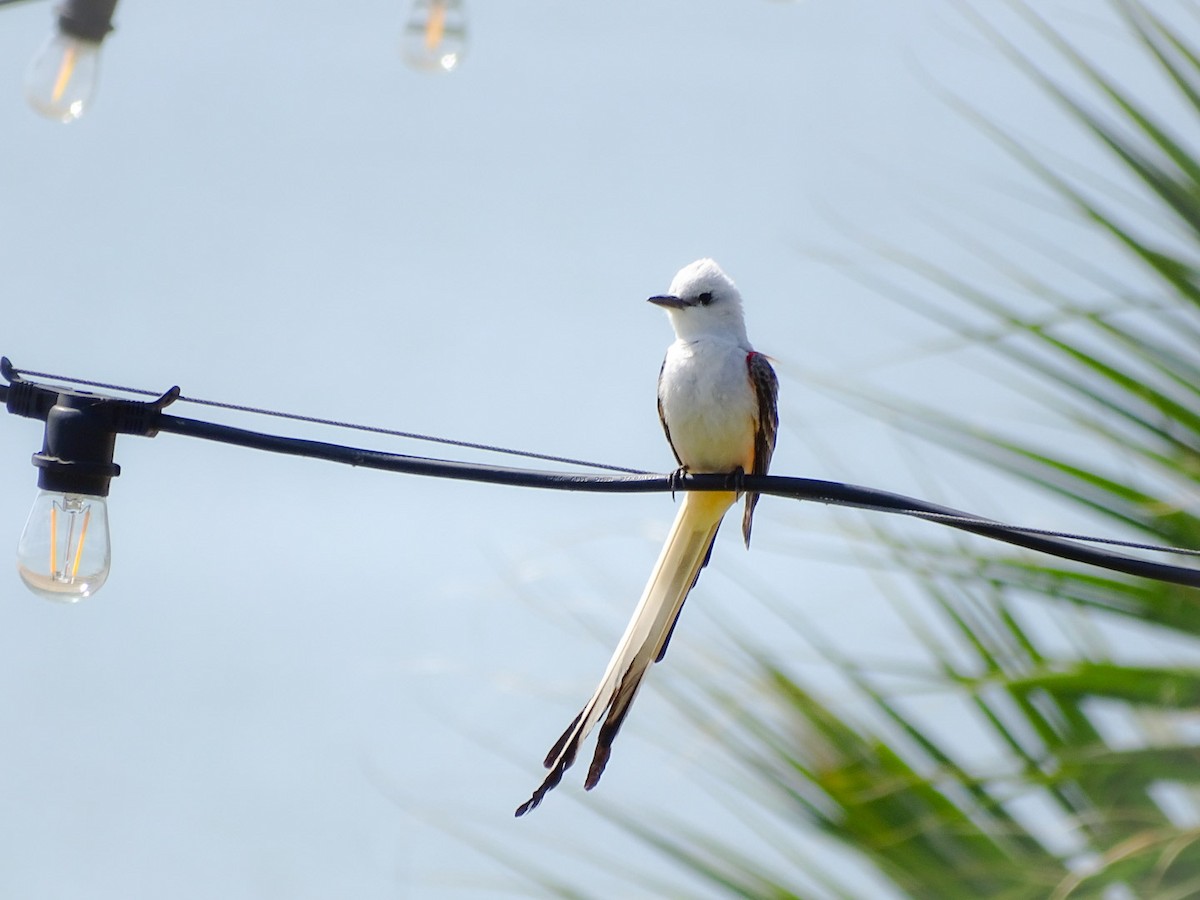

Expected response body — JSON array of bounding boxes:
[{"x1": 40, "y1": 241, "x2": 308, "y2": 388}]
[{"x1": 647, "y1": 294, "x2": 689, "y2": 309}]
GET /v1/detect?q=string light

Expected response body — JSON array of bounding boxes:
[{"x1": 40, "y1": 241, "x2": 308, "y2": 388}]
[
  {"x1": 401, "y1": 0, "x2": 467, "y2": 73},
  {"x1": 23, "y1": 0, "x2": 119, "y2": 123},
  {"x1": 3, "y1": 360, "x2": 175, "y2": 601},
  {"x1": 12, "y1": 0, "x2": 476, "y2": 120}
]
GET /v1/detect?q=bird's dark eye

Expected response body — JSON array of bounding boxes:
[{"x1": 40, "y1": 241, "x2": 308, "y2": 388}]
[{"x1": 697, "y1": 291, "x2": 714, "y2": 306}]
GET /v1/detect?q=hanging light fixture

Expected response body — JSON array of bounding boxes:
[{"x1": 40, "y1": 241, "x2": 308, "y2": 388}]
[
  {"x1": 3, "y1": 360, "x2": 177, "y2": 602},
  {"x1": 24, "y1": 0, "x2": 120, "y2": 123},
  {"x1": 401, "y1": 0, "x2": 467, "y2": 74},
  {"x1": 16, "y1": 390, "x2": 118, "y2": 601}
]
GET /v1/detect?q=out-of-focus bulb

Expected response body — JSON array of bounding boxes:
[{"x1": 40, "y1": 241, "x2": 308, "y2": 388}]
[
  {"x1": 17, "y1": 490, "x2": 111, "y2": 602},
  {"x1": 24, "y1": 31, "x2": 102, "y2": 123},
  {"x1": 401, "y1": 0, "x2": 467, "y2": 73}
]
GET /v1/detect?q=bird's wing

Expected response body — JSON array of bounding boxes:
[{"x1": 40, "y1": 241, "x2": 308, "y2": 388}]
[{"x1": 742, "y1": 350, "x2": 779, "y2": 546}]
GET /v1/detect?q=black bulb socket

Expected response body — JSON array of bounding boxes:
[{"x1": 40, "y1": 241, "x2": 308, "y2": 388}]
[
  {"x1": 57, "y1": 0, "x2": 119, "y2": 44},
  {"x1": 32, "y1": 392, "x2": 121, "y2": 498}
]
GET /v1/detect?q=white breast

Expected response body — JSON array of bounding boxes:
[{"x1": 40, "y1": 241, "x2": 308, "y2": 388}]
[{"x1": 657, "y1": 337, "x2": 757, "y2": 473}]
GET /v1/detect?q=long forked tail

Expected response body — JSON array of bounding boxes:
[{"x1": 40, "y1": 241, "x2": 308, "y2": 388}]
[{"x1": 515, "y1": 490, "x2": 736, "y2": 816}]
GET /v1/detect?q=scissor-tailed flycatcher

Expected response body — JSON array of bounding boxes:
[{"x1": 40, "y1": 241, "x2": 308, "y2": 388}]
[{"x1": 516, "y1": 258, "x2": 779, "y2": 816}]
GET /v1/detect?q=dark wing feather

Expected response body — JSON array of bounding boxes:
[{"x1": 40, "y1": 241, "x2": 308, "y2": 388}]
[
  {"x1": 742, "y1": 351, "x2": 779, "y2": 546},
  {"x1": 657, "y1": 357, "x2": 684, "y2": 467}
]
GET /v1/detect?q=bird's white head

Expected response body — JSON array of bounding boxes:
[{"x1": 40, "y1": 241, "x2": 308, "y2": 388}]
[{"x1": 648, "y1": 258, "x2": 748, "y2": 344}]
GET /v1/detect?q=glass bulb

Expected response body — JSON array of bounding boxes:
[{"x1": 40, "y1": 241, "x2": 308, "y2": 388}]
[
  {"x1": 24, "y1": 31, "x2": 101, "y2": 123},
  {"x1": 17, "y1": 490, "x2": 111, "y2": 602},
  {"x1": 401, "y1": 0, "x2": 467, "y2": 74}
]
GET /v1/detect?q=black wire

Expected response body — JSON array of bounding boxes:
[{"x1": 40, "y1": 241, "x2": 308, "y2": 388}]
[
  {"x1": 6, "y1": 369, "x2": 1200, "y2": 588},
  {"x1": 884, "y1": 510, "x2": 1200, "y2": 559},
  {"x1": 41, "y1": 366, "x2": 1196, "y2": 558},
  {"x1": 152, "y1": 411, "x2": 1200, "y2": 589}
]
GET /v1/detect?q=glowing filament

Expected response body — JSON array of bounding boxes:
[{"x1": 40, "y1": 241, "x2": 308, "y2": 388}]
[
  {"x1": 49, "y1": 503, "x2": 57, "y2": 576},
  {"x1": 51, "y1": 43, "x2": 77, "y2": 104},
  {"x1": 48, "y1": 497, "x2": 91, "y2": 584},
  {"x1": 425, "y1": 0, "x2": 446, "y2": 49},
  {"x1": 71, "y1": 508, "x2": 91, "y2": 580}
]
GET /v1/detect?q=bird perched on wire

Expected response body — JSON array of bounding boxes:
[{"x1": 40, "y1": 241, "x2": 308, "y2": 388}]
[{"x1": 517, "y1": 258, "x2": 779, "y2": 815}]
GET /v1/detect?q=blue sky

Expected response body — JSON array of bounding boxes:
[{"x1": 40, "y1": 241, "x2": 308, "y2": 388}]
[{"x1": 0, "y1": 1, "x2": 1186, "y2": 896}]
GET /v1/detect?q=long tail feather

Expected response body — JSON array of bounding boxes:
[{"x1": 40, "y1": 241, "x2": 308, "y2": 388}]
[{"x1": 515, "y1": 491, "x2": 735, "y2": 816}]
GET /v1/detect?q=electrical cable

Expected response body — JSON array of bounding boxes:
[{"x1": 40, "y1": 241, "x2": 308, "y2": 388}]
[
  {"x1": 5, "y1": 366, "x2": 1200, "y2": 589},
  {"x1": 149, "y1": 411, "x2": 1200, "y2": 589},
  {"x1": 870, "y1": 509, "x2": 1200, "y2": 558},
  {"x1": 14, "y1": 365, "x2": 1199, "y2": 556}
]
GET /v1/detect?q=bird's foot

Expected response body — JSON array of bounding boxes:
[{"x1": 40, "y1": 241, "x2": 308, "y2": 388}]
[
  {"x1": 668, "y1": 465, "x2": 689, "y2": 499},
  {"x1": 727, "y1": 465, "x2": 746, "y2": 495}
]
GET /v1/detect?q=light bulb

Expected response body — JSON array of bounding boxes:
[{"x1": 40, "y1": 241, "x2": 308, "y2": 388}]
[
  {"x1": 401, "y1": 0, "x2": 467, "y2": 73},
  {"x1": 24, "y1": 31, "x2": 102, "y2": 123},
  {"x1": 17, "y1": 490, "x2": 111, "y2": 602}
]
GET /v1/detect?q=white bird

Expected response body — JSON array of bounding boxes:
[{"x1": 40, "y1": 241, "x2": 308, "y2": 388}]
[{"x1": 516, "y1": 259, "x2": 779, "y2": 816}]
